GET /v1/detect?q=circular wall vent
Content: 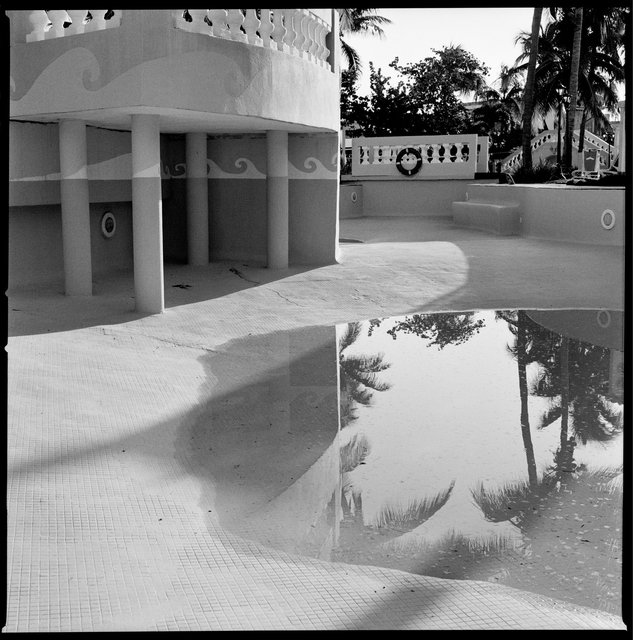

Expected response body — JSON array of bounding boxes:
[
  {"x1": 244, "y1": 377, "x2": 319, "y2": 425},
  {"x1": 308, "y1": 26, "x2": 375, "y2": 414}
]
[
  {"x1": 101, "y1": 211, "x2": 116, "y2": 238},
  {"x1": 597, "y1": 310, "x2": 611, "y2": 328},
  {"x1": 351, "y1": 191, "x2": 358, "y2": 203},
  {"x1": 601, "y1": 209, "x2": 616, "y2": 230}
]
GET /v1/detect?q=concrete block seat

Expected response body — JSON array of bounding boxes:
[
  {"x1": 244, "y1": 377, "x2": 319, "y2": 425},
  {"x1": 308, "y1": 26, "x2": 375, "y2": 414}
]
[{"x1": 452, "y1": 198, "x2": 521, "y2": 236}]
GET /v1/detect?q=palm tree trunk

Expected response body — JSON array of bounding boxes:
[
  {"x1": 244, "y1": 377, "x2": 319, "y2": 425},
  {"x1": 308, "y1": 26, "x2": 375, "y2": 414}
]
[
  {"x1": 517, "y1": 312, "x2": 538, "y2": 488},
  {"x1": 563, "y1": 7, "x2": 584, "y2": 172},
  {"x1": 521, "y1": 7, "x2": 543, "y2": 171}
]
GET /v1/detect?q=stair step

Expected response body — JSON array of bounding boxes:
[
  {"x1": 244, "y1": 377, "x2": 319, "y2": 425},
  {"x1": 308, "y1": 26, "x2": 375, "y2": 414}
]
[{"x1": 452, "y1": 201, "x2": 520, "y2": 236}]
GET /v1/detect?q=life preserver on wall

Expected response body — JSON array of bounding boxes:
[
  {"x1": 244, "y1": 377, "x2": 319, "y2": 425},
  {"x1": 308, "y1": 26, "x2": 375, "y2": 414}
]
[{"x1": 395, "y1": 147, "x2": 423, "y2": 176}]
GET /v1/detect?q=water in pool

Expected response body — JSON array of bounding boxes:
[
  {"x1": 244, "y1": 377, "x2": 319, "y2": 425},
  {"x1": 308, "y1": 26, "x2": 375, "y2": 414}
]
[{"x1": 181, "y1": 309, "x2": 623, "y2": 616}]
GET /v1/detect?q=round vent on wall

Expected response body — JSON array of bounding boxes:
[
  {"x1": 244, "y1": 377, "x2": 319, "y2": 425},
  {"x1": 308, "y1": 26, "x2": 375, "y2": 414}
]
[
  {"x1": 101, "y1": 211, "x2": 116, "y2": 238},
  {"x1": 601, "y1": 209, "x2": 616, "y2": 230},
  {"x1": 351, "y1": 191, "x2": 358, "y2": 203},
  {"x1": 597, "y1": 310, "x2": 612, "y2": 329}
]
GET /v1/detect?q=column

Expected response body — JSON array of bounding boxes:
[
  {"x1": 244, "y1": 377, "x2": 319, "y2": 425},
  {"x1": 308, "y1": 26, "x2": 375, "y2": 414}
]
[
  {"x1": 59, "y1": 119, "x2": 92, "y2": 296},
  {"x1": 131, "y1": 114, "x2": 164, "y2": 314},
  {"x1": 186, "y1": 132, "x2": 209, "y2": 266},
  {"x1": 266, "y1": 130, "x2": 289, "y2": 269}
]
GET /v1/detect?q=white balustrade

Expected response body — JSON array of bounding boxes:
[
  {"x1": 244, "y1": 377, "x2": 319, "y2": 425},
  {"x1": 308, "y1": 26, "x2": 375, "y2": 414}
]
[
  {"x1": 18, "y1": 8, "x2": 332, "y2": 71},
  {"x1": 23, "y1": 9, "x2": 123, "y2": 40},
  {"x1": 501, "y1": 128, "x2": 614, "y2": 173},
  {"x1": 352, "y1": 134, "x2": 481, "y2": 178}
]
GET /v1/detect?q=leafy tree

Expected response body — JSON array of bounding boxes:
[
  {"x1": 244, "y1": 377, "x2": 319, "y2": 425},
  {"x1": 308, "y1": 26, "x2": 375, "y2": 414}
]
[
  {"x1": 341, "y1": 46, "x2": 490, "y2": 137},
  {"x1": 390, "y1": 46, "x2": 489, "y2": 135},
  {"x1": 368, "y1": 312, "x2": 485, "y2": 349},
  {"x1": 472, "y1": 66, "x2": 524, "y2": 157}
]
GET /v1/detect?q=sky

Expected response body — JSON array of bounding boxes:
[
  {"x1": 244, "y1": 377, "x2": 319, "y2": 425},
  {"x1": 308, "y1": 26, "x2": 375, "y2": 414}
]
[{"x1": 344, "y1": 7, "x2": 538, "y2": 96}]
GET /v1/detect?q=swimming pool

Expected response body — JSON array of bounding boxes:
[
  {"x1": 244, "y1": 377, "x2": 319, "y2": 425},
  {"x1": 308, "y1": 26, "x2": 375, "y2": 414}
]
[{"x1": 182, "y1": 308, "x2": 623, "y2": 616}]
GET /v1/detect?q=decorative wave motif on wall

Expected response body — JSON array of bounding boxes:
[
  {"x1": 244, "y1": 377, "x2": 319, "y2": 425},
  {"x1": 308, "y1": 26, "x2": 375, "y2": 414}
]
[
  {"x1": 289, "y1": 157, "x2": 337, "y2": 179},
  {"x1": 162, "y1": 158, "x2": 266, "y2": 179}
]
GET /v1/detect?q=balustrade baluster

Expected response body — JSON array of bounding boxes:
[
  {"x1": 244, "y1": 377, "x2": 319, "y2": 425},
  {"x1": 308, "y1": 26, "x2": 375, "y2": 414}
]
[
  {"x1": 105, "y1": 10, "x2": 121, "y2": 28},
  {"x1": 429, "y1": 144, "x2": 440, "y2": 164},
  {"x1": 315, "y1": 19, "x2": 329, "y2": 66},
  {"x1": 26, "y1": 10, "x2": 50, "y2": 42},
  {"x1": 258, "y1": 9, "x2": 274, "y2": 47},
  {"x1": 65, "y1": 10, "x2": 88, "y2": 35},
  {"x1": 207, "y1": 9, "x2": 229, "y2": 38},
  {"x1": 306, "y1": 14, "x2": 318, "y2": 61},
  {"x1": 243, "y1": 9, "x2": 261, "y2": 45},
  {"x1": 227, "y1": 9, "x2": 246, "y2": 42},
  {"x1": 186, "y1": 9, "x2": 209, "y2": 34},
  {"x1": 293, "y1": 10, "x2": 308, "y2": 59},
  {"x1": 84, "y1": 10, "x2": 107, "y2": 32},
  {"x1": 282, "y1": 9, "x2": 297, "y2": 54},
  {"x1": 453, "y1": 143, "x2": 463, "y2": 163},
  {"x1": 45, "y1": 10, "x2": 68, "y2": 39},
  {"x1": 271, "y1": 10, "x2": 287, "y2": 51}
]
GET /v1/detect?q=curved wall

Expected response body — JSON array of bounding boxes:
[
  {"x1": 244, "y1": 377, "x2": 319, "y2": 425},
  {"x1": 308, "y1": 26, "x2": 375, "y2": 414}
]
[{"x1": 9, "y1": 11, "x2": 339, "y2": 133}]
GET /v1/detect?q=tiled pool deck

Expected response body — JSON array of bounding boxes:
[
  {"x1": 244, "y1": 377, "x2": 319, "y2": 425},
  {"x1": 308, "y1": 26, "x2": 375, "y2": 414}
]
[{"x1": 6, "y1": 216, "x2": 628, "y2": 631}]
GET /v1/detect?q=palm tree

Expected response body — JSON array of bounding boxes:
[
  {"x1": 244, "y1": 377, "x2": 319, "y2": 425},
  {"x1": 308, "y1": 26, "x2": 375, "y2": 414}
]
[
  {"x1": 521, "y1": 7, "x2": 543, "y2": 170},
  {"x1": 563, "y1": 7, "x2": 584, "y2": 172},
  {"x1": 339, "y1": 8, "x2": 391, "y2": 82},
  {"x1": 510, "y1": 7, "x2": 626, "y2": 169}
]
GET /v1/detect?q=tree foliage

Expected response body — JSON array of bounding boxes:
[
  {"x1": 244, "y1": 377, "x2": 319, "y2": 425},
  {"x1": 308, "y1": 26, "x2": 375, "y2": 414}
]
[{"x1": 341, "y1": 46, "x2": 489, "y2": 137}]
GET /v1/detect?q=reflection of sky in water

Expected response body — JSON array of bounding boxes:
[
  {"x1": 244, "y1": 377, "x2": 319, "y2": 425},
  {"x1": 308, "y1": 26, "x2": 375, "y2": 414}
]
[{"x1": 339, "y1": 311, "x2": 622, "y2": 550}]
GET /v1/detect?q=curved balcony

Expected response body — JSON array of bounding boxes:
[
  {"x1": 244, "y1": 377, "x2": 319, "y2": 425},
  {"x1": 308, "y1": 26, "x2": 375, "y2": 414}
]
[{"x1": 9, "y1": 9, "x2": 340, "y2": 134}]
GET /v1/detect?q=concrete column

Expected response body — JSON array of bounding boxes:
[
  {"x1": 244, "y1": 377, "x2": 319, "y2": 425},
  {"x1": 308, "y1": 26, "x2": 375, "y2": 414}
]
[
  {"x1": 186, "y1": 132, "x2": 209, "y2": 265},
  {"x1": 266, "y1": 130, "x2": 289, "y2": 269},
  {"x1": 59, "y1": 119, "x2": 92, "y2": 296},
  {"x1": 131, "y1": 114, "x2": 164, "y2": 314}
]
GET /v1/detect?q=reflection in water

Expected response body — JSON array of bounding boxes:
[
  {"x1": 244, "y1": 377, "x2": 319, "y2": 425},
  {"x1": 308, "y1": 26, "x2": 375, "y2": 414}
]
[{"x1": 182, "y1": 309, "x2": 623, "y2": 616}]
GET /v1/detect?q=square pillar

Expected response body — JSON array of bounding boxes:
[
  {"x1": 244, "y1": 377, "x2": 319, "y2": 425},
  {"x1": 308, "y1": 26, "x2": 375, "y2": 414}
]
[
  {"x1": 132, "y1": 114, "x2": 164, "y2": 314},
  {"x1": 59, "y1": 119, "x2": 92, "y2": 296},
  {"x1": 186, "y1": 132, "x2": 209, "y2": 266},
  {"x1": 266, "y1": 130, "x2": 289, "y2": 269}
]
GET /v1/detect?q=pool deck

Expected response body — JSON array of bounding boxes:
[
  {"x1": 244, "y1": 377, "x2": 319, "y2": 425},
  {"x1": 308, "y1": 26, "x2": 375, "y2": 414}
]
[{"x1": 6, "y1": 216, "x2": 627, "y2": 631}]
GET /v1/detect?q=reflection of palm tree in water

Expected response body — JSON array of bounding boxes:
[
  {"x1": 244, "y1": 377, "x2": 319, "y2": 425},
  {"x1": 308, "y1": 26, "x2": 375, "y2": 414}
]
[
  {"x1": 474, "y1": 314, "x2": 623, "y2": 527},
  {"x1": 496, "y1": 311, "x2": 539, "y2": 488},
  {"x1": 338, "y1": 322, "x2": 391, "y2": 428},
  {"x1": 533, "y1": 335, "x2": 623, "y2": 483}
]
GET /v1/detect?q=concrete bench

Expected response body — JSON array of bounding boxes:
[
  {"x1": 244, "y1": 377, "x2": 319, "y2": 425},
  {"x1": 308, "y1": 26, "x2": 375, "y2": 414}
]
[{"x1": 452, "y1": 200, "x2": 521, "y2": 236}]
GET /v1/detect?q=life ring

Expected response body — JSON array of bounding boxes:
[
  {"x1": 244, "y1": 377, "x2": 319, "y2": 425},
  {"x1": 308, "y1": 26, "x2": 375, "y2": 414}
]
[{"x1": 395, "y1": 147, "x2": 423, "y2": 176}]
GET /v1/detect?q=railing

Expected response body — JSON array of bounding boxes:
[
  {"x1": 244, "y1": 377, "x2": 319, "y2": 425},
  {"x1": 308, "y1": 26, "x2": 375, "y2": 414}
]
[
  {"x1": 351, "y1": 134, "x2": 481, "y2": 179},
  {"x1": 172, "y1": 9, "x2": 332, "y2": 70},
  {"x1": 23, "y1": 10, "x2": 121, "y2": 42},
  {"x1": 16, "y1": 9, "x2": 333, "y2": 72},
  {"x1": 501, "y1": 130, "x2": 557, "y2": 173},
  {"x1": 501, "y1": 129, "x2": 615, "y2": 172}
]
